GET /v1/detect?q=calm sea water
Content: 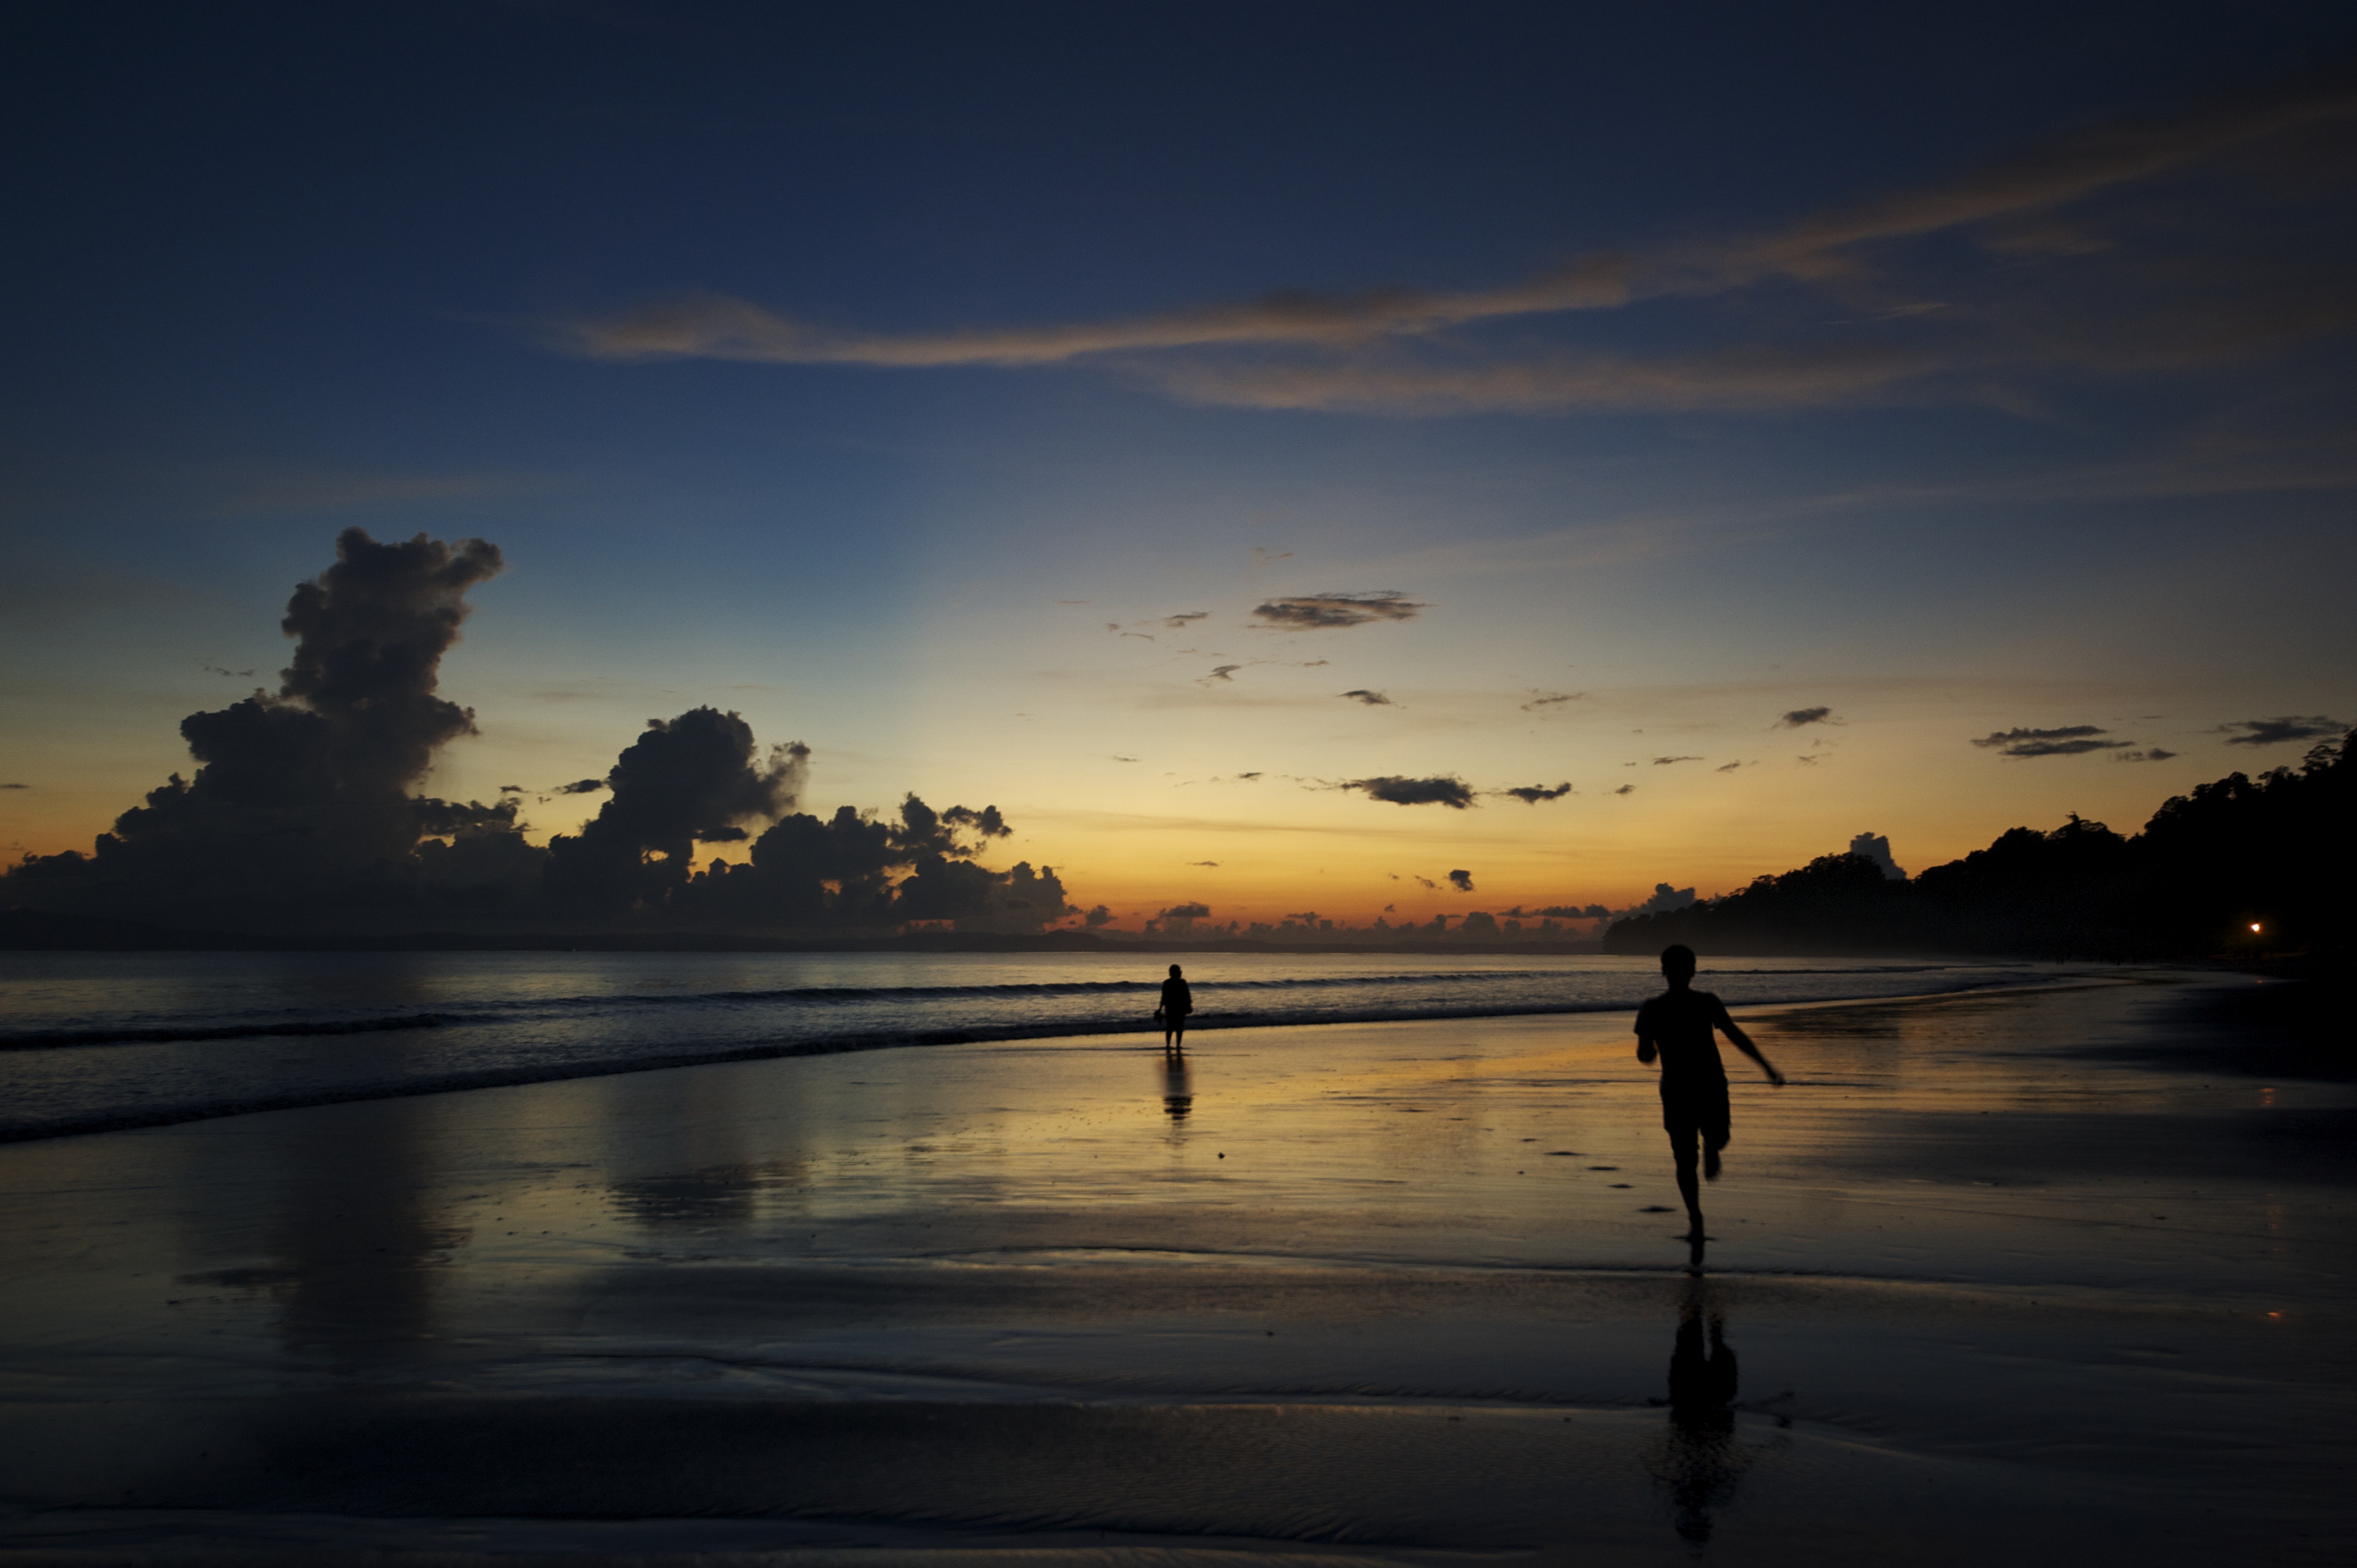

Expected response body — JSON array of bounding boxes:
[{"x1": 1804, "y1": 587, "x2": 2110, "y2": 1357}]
[{"x1": 0, "y1": 949, "x2": 2062, "y2": 1140}]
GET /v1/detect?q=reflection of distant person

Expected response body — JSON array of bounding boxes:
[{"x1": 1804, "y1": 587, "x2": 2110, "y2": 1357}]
[
  {"x1": 1163, "y1": 1053, "x2": 1193, "y2": 1121},
  {"x1": 1156, "y1": 964, "x2": 1193, "y2": 1052},
  {"x1": 1636, "y1": 944, "x2": 1782, "y2": 1241}
]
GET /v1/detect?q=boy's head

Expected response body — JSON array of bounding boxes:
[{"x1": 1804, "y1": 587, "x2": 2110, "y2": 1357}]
[
  {"x1": 1169, "y1": 964, "x2": 1184, "y2": 978},
  {"x1": 1660, "y1": 944, "x2": 1697, "y2": 986}
]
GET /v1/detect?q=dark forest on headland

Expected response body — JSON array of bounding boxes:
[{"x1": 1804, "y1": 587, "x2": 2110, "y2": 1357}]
[
  {"x1": 1, "y1": 530, "x2": 2348, "y2": 960},
  {"x1": 1605, "y1": 733, "x2": 2353, "y2": 961}
]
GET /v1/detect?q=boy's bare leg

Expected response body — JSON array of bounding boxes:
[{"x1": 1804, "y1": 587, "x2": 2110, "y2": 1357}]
[{"x1": 1671, "y1": 1129, "x2": 1705, "y2": 1238}]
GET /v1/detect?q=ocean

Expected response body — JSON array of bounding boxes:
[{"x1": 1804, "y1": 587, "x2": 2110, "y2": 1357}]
[{"x1": 0, "y1": 948, "x2": 2062, "y2": 1141}]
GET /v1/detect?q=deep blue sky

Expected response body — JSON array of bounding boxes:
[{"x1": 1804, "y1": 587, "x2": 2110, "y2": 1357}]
[{"x1": 6, "y1": 1, "x2": 2353, "y2": 918}]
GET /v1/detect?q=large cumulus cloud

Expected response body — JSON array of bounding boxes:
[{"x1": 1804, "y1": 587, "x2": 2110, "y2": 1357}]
[
  {"x1": 7, "y1": 528, "x2": 514, "y2": 919},
  {"x1": 6, "y1": 531, "x2": 1077, "y2": 937}
]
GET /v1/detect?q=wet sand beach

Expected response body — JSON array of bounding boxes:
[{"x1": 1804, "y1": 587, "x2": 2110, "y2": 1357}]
[{"x1": 0, "y1": 970, "x2": 2348, "y2": 1565}]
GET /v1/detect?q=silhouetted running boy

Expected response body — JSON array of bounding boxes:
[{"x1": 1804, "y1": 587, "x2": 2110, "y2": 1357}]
[
  {"x1": 1636, "y1": 945, "x2": 1782, "y2": 1240},
  {"x1": 1156, "y1": 964, "x2": 1193, "y2": 1052}
]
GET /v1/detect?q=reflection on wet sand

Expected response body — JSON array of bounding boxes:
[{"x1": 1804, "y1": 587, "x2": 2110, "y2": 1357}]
[
  {"x1": 1651, "y1": 1275, "x2": 1761, "y2": 1543},
  {"x1": 609, "y1": 1161, "x2": 802, "y2": 1228},
  {"x1": 602, "y1": 1064, "x2": 804, "y2": 1229},
  {"x1": 1162, "y1": 1054, "x2": 1193, "y2": 1122},
  {"x1": 179, "y1": 1110, "x2": 465, "y2": 1362}
]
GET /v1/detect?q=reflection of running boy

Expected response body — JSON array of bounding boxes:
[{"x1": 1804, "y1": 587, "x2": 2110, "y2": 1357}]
[{"x1": 1636, "y1": 945, "x2": 1782, "y2": 1240}]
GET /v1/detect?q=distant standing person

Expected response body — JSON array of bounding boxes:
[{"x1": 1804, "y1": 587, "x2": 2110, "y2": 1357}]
[
  {"x1": 1635, "y1": 944, "x2": 1783, "y2": 1241},
  {"x1": 1156, "y1": 964, "x2": 1194, "y2": 1052}
]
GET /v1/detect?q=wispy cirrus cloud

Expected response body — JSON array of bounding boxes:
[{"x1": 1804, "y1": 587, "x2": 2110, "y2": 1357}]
[
  {"x1": 566, "y1": 71, "x2": 2352, "y2": 368},
  {"x1": 556, "y1": 67, "x2": 2357, "y2": 417}
]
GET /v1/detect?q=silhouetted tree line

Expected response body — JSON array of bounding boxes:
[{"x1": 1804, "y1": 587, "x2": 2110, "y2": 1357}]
[{"x1": 1604, "y1": 734, "x2": 2355, "y2": 959}]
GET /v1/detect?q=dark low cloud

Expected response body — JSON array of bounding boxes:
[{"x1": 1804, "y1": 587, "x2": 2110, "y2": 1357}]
[
  {"x1": 0, "y1": 783, "x2": 27, "y2": 790},
  {"x1": 554, "y1": 778, "x2": 605, "y2": 795},
  {"x1": 2216, "y1": 715, "x2": 2348, "y2": 746},
  {"x1": 1652, "y1": 755, "x2": 1703, "y2": 766},
  {"x1": 1972, "y1": 724, "x2": 2132, "y2": 758},
  {"x1": 1502, "y1": 781, "x2": 1572, "y2": 803},
  {"x1": 1151, "y1": 901, "x2": 1213, "y2": 934},
  {"x1": 1849, "y1": 832, "x2": 1906, "y2": 881},
  {"x1": 1186, "y1": 860, "x2": 1220, "y2": 867},
  {"x1": 1162, "y1": 612, "x2": 1209, "y2": 628},
  {"x1": 1252, "y1": 592, "x2": 1426, "y2": 630},
  {"x1": 1504, "y1": 903, "x2": 1612, "y2": 919},
  {"x1": 2115, "y1": 748, "x2": 2181, "y2": 762},
  {"x1": 1082, "y1": 905, "x2": 1115, "y2": 928},
  {"x1": 1447, "y1": 868, "x2": 1474, "y2": 893},
  {"x1": 1204, "y1": 665, "x2": 1242, "y2": 682},
  {"x1": 689, "y1": 790, "x2": 1065, "y2": 934},
  {"x1": 1614, "y1": 784, "x2": 1636, "y2": 795},
  {"x1": 1715, "y1": 760, "x2": 1749, "y2": 773},
  {"x1": 943, "y1": 804, "x2": 1011, "y2": 840},
  {"x1": 1342, "y1": 774, "x2": 1476, "y2": 808},
  {"x1": 1776, "y1": 706, "x2": 1837, "y2": 728},
  {"x1": 1619, "y1": 882, "x2": 1698, "y2": 918},
  {"x1": 544, "y1": 711, "x2": 810, "y2": 908},
  {"x1": 1340, "y1": 689, "x2": 1392, "y2": 705},
  {"x1": 1522, "y1": 692, "x2": 1583, "y2": 711}
]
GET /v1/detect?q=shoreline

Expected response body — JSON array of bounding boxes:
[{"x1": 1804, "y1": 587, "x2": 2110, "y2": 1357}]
[
  {"x1": 0, "y1": 962, "x2": 2089, "y2": 1146},
  {"x1": 0, "y1": 971, "x2": 2347, "y2": 1563}
]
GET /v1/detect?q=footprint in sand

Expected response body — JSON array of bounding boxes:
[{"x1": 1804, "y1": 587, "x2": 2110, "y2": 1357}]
[
  {"x1": 1609, "y1": 1183, "x2": 1633, "y2": 1189},
  {"x1": 1639, "y1": 1205, "x2": 1674, "y2": 1213},
  {"x1": 1587, "y1": 1165, "x2": 1619, "y2": 1171},
  {"x1": 1544, "y1": 1151, "x2": 1581, "y2": 1157}
]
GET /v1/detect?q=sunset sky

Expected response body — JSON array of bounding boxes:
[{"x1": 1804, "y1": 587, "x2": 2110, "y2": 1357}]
[{"x1": 5, "y1": 2, "x2": 2353, "y2": 929}]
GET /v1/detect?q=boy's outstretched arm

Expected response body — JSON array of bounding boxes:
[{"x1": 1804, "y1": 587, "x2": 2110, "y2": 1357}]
[
  {"x1": 1635, "y1": 1022, "x2": 1657, "y2": 1065},
  {"x1": 1716, "y1": 1009, "x2": 1785, "y2": 1086}
]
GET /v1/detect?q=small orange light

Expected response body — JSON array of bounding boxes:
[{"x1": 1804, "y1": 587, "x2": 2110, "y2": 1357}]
[{"x1": 2250, "y1": 923, "x2": 2262, "y2": 933}]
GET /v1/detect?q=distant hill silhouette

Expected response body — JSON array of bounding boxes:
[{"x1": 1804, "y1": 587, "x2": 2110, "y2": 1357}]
[{"x1": 1605, "y1": 733, "x2": 2353, "y2": 959}]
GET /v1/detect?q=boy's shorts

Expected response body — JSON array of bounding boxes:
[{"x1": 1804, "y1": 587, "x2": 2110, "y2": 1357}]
[{"x1": 1660, "y1": 1079, "x2": 1731, "y2": 1150}]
